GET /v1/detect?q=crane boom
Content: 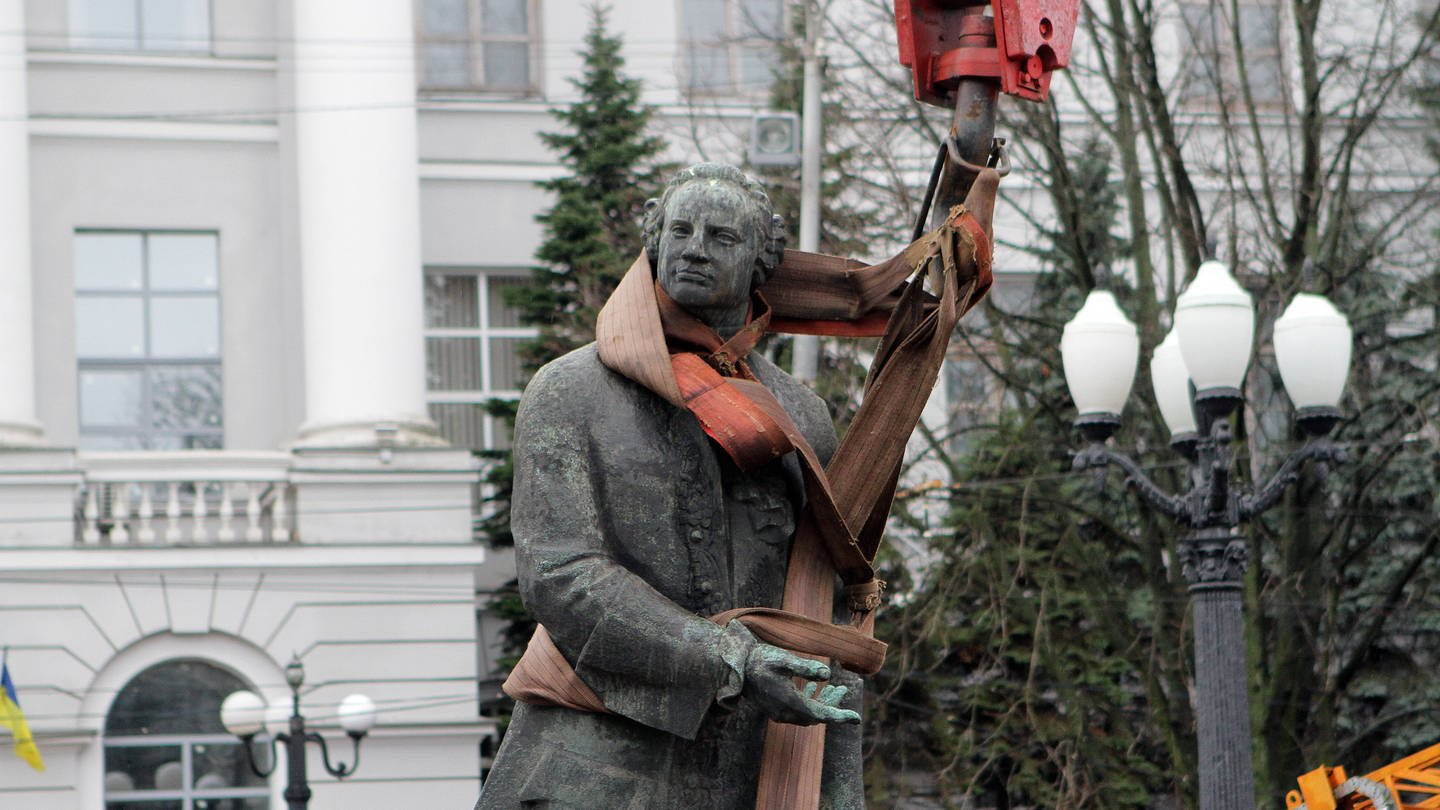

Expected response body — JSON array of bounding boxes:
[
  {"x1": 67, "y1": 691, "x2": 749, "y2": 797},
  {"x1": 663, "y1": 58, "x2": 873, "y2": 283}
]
[{"x1": 1287, "y1": 741, "x2": 1440, "y2": 810}]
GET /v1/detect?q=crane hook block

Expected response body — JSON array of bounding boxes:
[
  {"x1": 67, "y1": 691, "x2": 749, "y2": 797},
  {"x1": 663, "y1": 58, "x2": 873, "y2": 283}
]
[{"x1": 894, "y1": 0, "x2": 1080, "y2": 105}]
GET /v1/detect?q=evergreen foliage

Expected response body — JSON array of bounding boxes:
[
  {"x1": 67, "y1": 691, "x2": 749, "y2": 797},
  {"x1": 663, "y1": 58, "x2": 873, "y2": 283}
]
[
  {"x1": 479, "y1": 4, "x2": 666, "y2": 691},
  {"x1": 479, "y1": 2, "x2": 668, "y2": 551},
  {"x1": 506, "y1": 3, "x2": 668, "y2": 371}
]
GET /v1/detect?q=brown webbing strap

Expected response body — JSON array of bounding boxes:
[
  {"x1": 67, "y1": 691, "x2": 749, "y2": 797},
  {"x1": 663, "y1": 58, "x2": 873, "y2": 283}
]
[
  {"x1": 753, "y1": 186, "x2": 992, "y2": 810},
  {"x1": 506, "y1": 609, "x2": 889, "y2": 713},
  {"x1": 503, "y1": 625, "x2": 609, "y2": 714},
  {"x1": 668, "y1": 349, "x2": 876, "y2": 588},
  {"x1": 594, "y1": 251, "x2": 685, "y2": 406}
]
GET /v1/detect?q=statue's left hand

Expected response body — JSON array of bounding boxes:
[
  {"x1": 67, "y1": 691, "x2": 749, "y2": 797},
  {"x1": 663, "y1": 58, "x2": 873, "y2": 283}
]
[{"x1": 742, "y1": 643, "x2": 862, "y2": 726}]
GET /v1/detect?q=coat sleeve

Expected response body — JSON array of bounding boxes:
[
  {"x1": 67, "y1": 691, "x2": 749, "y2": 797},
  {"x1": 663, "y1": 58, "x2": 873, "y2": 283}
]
[{"x1": 510, "y1": 355, "x2": 754, "y2": 741}]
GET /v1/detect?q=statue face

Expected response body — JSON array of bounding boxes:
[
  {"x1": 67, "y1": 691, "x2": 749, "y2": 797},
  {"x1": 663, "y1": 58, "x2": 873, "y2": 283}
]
[{"x1": 655, "y1": 181, "x2": 762, "y2": 330}]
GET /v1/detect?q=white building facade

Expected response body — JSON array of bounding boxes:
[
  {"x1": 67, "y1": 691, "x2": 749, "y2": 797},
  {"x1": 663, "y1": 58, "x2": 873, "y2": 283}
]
[
  {"x1": 0, "y1": 0, "x2": 805, "y2": 806},
  {"x1": 0, "y1": 0, "x2": 550, "y2": 806}
]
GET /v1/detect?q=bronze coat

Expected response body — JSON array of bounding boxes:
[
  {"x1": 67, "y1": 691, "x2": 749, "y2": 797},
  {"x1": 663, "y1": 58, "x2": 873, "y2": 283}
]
[{"x1": 477, "y1": 344, "x2": 865, "y2": 809}]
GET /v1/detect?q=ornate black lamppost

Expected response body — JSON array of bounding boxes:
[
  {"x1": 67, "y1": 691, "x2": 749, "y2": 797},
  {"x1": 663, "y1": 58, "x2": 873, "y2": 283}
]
[
  {"x1": 220, "y1": 657, "x2": 377, "y2": 810},
  {"x1": 1059, "y1": 260, "x2": 1353, "y2": 810}
]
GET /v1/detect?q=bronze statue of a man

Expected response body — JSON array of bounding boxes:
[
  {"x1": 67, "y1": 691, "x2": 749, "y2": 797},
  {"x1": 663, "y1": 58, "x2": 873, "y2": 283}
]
[
  {"x1": 477, "y1": 164, "x2": 866, "y2": 808},
  {"x1": 477, "y1": 160, "x2": 995, "y2": 809}
]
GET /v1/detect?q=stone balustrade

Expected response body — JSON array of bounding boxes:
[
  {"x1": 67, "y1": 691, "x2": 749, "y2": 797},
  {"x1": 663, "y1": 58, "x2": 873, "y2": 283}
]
[{"x1": 75, "y1": 452, "x2": 295, "y2": 546}]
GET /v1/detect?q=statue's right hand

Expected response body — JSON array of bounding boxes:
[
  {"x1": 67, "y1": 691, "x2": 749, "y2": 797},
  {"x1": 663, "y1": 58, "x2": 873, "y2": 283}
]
[{"x1": 741, "y1": 643, "x2": 861, "y2": 726}]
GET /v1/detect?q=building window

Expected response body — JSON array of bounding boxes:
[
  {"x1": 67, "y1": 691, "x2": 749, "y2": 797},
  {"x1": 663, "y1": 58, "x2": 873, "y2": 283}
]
[
  {"x1": 423, "y1": 270, "x2": 537, "y2": 450},
  {"x1": 944, "y1": 356, "x2": 994, "y2": 459},
  {"x1": 75, "y1": 231, "x2": 223, "y2": 451},
  {"x1": 1179, "y1": 0, "x2": 1284, "y2": 106},
  {"x1": 679, "y1": 0, "x2": 785, "y2": 96},
  {"x1": 104, "y1": 660, "x2": 269, "y2": 810},
  {"x1": 417, "y1": 0, "x2": 537, "y2": 92},
  {"x1": 68, "y1": 0, "x2": 212, "y2": 53}
]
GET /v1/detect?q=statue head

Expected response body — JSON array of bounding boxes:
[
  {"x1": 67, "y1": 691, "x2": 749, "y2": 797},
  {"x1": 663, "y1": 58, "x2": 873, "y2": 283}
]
[{"x1": 643, "y1": 164, "x2": 787, "y2": 331}]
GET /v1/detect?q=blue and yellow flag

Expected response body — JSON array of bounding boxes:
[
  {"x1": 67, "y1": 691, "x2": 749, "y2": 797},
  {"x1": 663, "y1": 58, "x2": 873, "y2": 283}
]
[{"x1": 0, "y1": 658, "x2": 45, "y2": 772}]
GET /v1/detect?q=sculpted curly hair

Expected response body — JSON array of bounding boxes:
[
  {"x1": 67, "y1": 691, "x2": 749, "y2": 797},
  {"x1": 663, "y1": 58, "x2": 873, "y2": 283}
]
[{"x1": 642, "y1": 163, "x2": 788, "y2": 287}]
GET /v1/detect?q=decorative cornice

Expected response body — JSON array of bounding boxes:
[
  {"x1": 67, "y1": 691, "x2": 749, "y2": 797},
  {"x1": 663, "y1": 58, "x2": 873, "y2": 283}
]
[
  {"x1": 0, "y1": 544, "x2": 489, "y2": 573},
  {"x1": 30, "y1": 117, "x2": 278, "y2": 143}
]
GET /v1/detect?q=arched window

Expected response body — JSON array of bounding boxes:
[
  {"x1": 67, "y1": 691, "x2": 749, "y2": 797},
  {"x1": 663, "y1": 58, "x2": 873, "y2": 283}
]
[{"x1": 104, "y1": 659, "x2": 269, "y2": 809}]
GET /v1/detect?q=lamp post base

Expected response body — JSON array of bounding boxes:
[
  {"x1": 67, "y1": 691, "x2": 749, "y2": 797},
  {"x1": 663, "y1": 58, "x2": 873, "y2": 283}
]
[{"x1": 1180, "y1": 529, "x2": 1258, "y2": 810}]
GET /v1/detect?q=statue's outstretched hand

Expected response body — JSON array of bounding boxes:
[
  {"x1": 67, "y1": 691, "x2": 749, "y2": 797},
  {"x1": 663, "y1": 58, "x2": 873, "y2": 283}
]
[{"x1": 741, "y1": 643, "x2": 861, "y2": 726}]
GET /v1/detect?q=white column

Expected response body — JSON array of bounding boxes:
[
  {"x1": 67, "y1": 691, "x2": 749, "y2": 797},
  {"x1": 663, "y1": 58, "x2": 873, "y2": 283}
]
[
  {"x1": 0, "y1": 0, "x2": 43, "y2": 446},
  {"x1": 290, "y1": 0, "x2": 442, "y2": 447}
]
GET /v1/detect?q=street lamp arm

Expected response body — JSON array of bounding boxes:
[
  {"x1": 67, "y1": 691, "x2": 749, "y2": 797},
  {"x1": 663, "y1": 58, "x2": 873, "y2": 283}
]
[
  {"x1": 1074, "y1": 442, "x2": 1189, "y2": 522},
  {"x1": 307, "y1": 730, "x2": 363, "y2": 779},
  {"x1": 1239, "y1": 438, "x2": 1346, "y2": 521},
  {"x1": 236, "y1": 733, "x2": 284, "y2": 780}
]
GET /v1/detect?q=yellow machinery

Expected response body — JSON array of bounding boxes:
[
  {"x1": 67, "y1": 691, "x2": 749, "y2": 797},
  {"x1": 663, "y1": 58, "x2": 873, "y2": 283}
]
[{"x1": 1287, "y1": 741, "x2": 1440, "y2": 810}]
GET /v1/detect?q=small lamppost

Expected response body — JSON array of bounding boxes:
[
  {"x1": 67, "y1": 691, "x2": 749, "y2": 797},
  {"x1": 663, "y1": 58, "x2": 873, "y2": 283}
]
[
  {"x1": 220, "y1": 657, "x2": 377, "y2": 810},
  {"x1": 1059, "y1": 260, "x2": 1353, "y2": 810}
]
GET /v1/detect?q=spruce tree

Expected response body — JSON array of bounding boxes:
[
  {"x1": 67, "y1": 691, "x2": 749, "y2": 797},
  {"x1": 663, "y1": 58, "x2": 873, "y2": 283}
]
[
  {"x1": 481, "y1": 1, "x2": 667, "y2": 545},
  {"x1": 507, "y1": 3, "x2": 667, "y2": 371},
  {"x1": 480, "y1": 4, "x2": 667, "y2": 702}
]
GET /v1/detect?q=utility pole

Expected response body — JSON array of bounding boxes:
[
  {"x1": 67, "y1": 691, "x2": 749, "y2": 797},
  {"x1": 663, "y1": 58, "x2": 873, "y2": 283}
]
[{"x1": 791, "y1": 0, "x2": 822, "y2": 383}]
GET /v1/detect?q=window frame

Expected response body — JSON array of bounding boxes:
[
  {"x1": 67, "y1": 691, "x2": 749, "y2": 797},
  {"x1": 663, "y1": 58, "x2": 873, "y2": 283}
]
[
  {"x1": 103, "y1": 659, "x2": 269, "y2": 810},
  {"x1": 423, "y1": 268, "x2": 538, "y2": 451},
  {"x1": 104, "y1": 733, "x2": 271, "y2": 809},
  {"x1": 74, "y1": 229, "x2": 224, "y2": 451},
  {"x1": 678, "y1": 0, "x2": 788, "y2": 98},
  {"x1": 67, "y1": 0, "x2": 215, "y2": 55},
  {"x1": 415, "y1": 0, "x2": 541, "y2": 95},
  {"x1": 1176, "y1": 0, "x2": 1287, "y2": 110}
]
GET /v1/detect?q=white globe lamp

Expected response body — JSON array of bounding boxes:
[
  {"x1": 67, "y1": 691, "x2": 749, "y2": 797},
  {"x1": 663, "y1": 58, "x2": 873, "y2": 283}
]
[
  {"x1": 220, "y1": 691, "x2": 267, "y2": 738},
  {"x1": 1150, "y1": 329, "x2": 1198, "y2": 445},
  {"x1": 1175, "y1": 260, "x2": 1254, "y2": 417},
  {"x1": 1274, "y1": 292, "x2": 1352, "y2": 435},
  {"x1": 338, "y1": 694, "x2": 377, "y2": 738},
  {"x1": 1061, "y1": 289, "x2": 1140, "y2": 440}
]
